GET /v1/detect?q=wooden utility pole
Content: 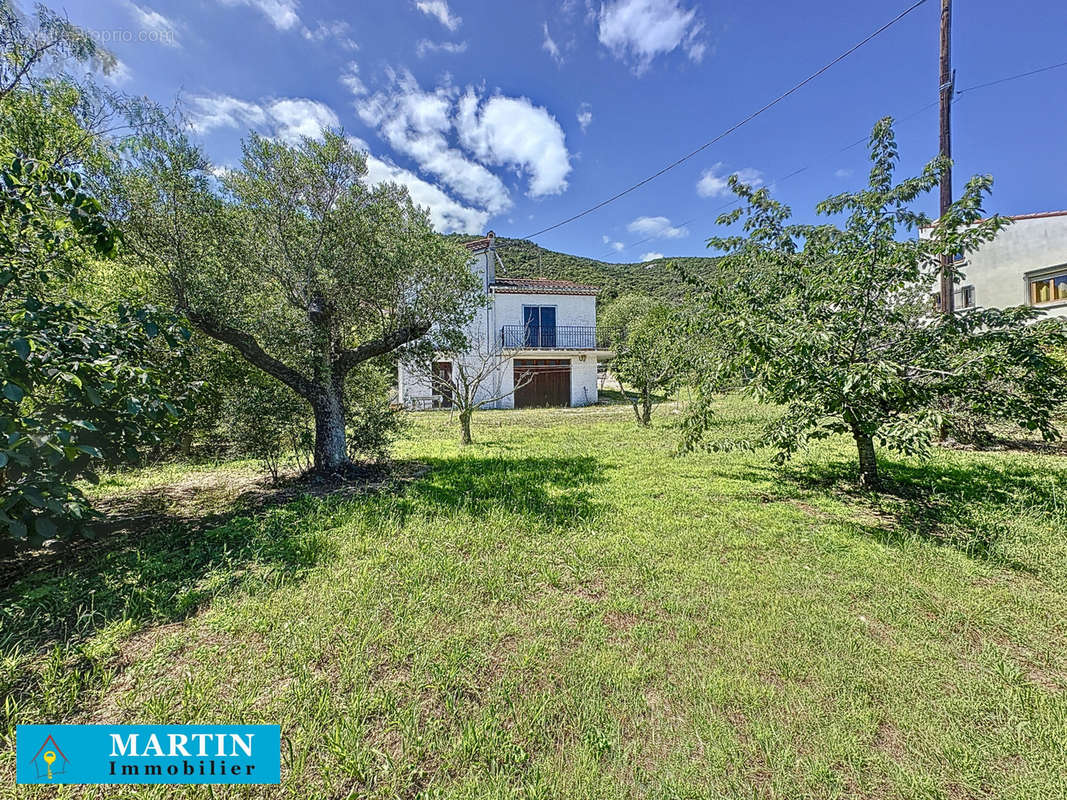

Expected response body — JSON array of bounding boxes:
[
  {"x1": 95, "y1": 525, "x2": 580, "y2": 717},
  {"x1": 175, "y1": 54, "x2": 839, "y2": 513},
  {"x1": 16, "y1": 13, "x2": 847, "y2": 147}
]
[{"x1": 937, "y1": 0, "x2": 955, "y2": 313}]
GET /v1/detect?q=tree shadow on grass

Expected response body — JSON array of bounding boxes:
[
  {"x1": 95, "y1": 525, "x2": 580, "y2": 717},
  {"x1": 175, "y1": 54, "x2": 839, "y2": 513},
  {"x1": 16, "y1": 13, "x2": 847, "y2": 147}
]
[
  {"x1": 780, "y1": 456, "x2": 1067, "y2": 575},
  {"x1": 0, "y1": 464, "x2": 440, "y2": 734},
  {"x1": 598, "y1": 388, "x2": 672, "y2": 406},
  {"x1": 403, "y1": 454, "x2": 607, "y2": 525}
]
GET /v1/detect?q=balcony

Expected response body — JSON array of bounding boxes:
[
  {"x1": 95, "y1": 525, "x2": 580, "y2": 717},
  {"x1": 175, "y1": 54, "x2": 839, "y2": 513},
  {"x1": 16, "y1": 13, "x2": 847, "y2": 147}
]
[{"x1": 500, "y1": 324, "x2": 608, "y2": 350}]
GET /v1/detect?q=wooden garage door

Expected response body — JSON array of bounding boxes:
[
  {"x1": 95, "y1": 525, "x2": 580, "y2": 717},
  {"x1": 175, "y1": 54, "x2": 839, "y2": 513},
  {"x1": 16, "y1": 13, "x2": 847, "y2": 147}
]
[{"x1": 514, "y1": 359, "x2": 571, "y2": 408}]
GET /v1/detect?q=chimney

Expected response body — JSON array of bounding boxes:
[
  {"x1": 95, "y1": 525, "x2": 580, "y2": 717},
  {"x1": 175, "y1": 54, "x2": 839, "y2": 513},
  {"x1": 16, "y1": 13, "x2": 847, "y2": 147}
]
[{"x1": 485, "y1": 230, "x2": 496, "y2": 285}]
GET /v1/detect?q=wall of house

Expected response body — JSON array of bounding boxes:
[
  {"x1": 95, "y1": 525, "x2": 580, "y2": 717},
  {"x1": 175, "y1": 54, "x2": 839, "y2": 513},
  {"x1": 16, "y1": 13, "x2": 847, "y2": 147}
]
[
  {"x1": 570, "y1": 356, "x2": 599, "y2": 407},
  {"x1": 491, "y1": 291, "x2": 597, "y2": 333},
  {"x1": 955, "y1": 215, "x2": 1067, "y2": 318}
]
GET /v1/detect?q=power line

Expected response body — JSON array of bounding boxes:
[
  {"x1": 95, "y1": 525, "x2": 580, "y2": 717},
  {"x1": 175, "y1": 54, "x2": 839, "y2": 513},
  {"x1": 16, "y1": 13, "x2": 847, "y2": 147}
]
[
  {"x1": 593, "y1": 58, "x2": 1067, "y2": 261},
  {"x1": 519, "y1": 0, "x2": 931, "y2": 241},
  {"x1": 956, "y1": 59, "x2": 1067, "y2": 95}
]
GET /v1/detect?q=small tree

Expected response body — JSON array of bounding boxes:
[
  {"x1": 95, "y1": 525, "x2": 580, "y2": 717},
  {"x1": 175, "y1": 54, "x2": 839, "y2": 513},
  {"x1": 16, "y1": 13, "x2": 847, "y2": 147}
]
[
  {"x1": 601, "y1": 294, "x2": 682, "y2": 425},
  {"x1": 685, "y1": 118, "x2": 1067, "y2": 488},
  {"x1": 414, "y1": 338, "x2": 534, "y2": 445},
  {"x1": 116, "y1": 128, "x2": 478, "y2": 475}
]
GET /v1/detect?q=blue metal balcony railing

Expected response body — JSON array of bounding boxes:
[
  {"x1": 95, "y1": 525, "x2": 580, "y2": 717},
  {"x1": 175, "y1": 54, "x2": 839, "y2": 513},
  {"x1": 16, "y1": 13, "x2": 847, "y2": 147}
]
[{"x1": 500, "y1": 324, "x2": 605, "y2": 350}]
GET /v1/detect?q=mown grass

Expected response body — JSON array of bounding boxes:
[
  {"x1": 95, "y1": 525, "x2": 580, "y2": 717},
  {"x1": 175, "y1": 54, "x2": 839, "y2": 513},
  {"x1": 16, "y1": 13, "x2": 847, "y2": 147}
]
[{"x1": 1, "y1": 397, "x2": 1066, "y2": 799}]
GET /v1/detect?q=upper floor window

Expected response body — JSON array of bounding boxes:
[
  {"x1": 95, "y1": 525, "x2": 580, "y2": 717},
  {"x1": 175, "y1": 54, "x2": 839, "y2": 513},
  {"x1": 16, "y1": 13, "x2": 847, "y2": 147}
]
[
  {"x1": 933, "y1": 285, "x2": 975, "y2": 311},
  {"x1": 1029, "y1": 270, "x2": 1067, "y2": 306}
]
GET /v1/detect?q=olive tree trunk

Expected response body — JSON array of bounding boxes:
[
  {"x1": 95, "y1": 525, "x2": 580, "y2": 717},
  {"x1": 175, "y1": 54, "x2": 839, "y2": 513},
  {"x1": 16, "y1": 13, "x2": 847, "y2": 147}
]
[{"x1": 311, "y1": 382, "x2": 347, "y2": 473}]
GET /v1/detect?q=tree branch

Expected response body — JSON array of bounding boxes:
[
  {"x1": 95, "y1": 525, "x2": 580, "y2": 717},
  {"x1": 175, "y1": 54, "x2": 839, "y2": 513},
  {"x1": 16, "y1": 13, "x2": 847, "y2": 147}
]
[
  {"x1": 186, "y1": 310, "x2": 315, "y2": 397},
  {"x1": 335, "y1": 321, "x2": 431, "y2": 376}
]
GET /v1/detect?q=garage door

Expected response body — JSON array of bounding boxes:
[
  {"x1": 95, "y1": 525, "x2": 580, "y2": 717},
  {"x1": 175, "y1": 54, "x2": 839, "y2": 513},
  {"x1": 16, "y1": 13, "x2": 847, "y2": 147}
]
[{"x1": 514, "y1": 359, "x2": 571, "y2": 408}]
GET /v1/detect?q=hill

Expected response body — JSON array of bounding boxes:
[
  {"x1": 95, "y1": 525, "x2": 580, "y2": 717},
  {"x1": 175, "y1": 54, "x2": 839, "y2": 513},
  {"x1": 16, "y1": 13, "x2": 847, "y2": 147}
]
[{"x1": 462, "y1": 236, "x2": 720, "y2": 304}]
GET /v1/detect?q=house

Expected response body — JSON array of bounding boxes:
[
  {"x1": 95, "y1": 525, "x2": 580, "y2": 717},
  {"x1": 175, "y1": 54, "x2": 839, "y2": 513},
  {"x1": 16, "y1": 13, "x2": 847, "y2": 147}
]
[
  {"x1": 933, "y1": 210, "x2": 1067, "y2": 316},
  {"x1": 398, "y1": 232, "x2": 613, "y2": 409}
]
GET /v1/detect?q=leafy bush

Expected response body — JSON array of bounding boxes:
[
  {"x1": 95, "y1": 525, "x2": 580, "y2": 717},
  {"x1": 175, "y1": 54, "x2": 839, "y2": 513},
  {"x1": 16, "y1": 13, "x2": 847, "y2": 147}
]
[
  {"x1": 221, "y1": 374, "x2": 310, "y2": 481},
  {"x1": 0, "y1": 158, "x2": 193, "y2": 546}
]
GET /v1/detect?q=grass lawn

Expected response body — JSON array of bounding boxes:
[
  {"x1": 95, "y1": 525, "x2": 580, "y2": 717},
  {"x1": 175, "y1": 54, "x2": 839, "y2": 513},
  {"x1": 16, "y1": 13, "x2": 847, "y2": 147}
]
[{"x1": 2, "y1": 397, "x2": 1066, "y2": 799}]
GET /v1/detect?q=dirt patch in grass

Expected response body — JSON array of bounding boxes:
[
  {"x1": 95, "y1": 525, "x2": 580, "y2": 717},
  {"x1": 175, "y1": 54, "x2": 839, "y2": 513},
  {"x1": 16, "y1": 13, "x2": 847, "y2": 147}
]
[
  {"x1": 0, "y1": 460, "x2": 429, "y2": 584},
  {"x1": 874, "y1": 720, "x2": 906, "y2": 761}
]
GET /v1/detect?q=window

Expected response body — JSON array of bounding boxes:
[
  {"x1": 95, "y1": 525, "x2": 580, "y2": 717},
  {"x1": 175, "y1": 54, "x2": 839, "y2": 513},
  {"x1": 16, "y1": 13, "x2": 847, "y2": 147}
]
[
  {"x1": 933, "y1": 285, "x2": 975, "y2": 311},
  {"x1": 522, "y1": 305, "x2": 556, "y2": 347},
  {"x1": 1029, "y1": 270, "x2": 1067, "y2": 306}
]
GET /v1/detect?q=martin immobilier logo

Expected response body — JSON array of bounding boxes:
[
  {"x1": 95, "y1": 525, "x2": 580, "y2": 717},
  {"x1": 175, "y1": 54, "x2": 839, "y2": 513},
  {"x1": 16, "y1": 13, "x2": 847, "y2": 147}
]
[{"x1": 16, "y1": 724, "x2": 281, "y2": 785}]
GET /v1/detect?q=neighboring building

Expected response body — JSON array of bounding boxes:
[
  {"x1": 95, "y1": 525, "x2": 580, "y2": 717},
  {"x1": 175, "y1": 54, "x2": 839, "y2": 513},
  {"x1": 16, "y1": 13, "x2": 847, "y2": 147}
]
[
  {"x1": 398, "y1": 232, "x2": 613, "y2": 409},
  {"x1": 933, "y1": 210, "x2": 1067, "y2": 316}
]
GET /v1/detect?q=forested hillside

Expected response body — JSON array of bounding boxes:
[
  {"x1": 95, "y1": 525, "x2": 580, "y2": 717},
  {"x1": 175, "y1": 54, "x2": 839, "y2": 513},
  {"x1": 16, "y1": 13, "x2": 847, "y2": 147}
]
[{"x1": 472, "y1": 236, "x2": 720, "y2": 303}]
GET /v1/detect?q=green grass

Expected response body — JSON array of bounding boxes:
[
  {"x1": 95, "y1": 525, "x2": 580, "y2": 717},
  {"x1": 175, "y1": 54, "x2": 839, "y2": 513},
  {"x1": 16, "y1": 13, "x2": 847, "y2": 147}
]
[{"x1": 2, "y1": 398, "x2": 1066, "y2": 799}]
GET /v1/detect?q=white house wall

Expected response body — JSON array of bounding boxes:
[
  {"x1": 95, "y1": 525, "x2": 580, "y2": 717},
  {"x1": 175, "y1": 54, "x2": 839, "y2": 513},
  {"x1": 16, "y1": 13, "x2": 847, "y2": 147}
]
[
  {"x1": 491, "y1": 291, "x2": 596, "y2": 333},
  {"x1": 570, "y1": 356, "x2": 598, "y2": 407},
  {"x1": 954, "y1": 215, "x2": 1067, "y2": 317}
]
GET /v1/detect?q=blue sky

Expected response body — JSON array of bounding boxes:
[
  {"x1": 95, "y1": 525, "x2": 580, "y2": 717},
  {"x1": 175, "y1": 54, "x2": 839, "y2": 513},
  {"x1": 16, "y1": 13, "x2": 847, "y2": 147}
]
[{"x1": 52, "y1": 0, "x2": 1067, "y2": 263}]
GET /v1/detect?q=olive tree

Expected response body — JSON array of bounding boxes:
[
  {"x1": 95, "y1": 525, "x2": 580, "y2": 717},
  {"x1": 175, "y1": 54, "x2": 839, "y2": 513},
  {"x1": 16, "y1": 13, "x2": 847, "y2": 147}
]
[
  {"x1": 116, "y1": 129, "x2": 478, "y2": 475},
  {"x1": 685, "y1": 118, "x2": 1067, "y2": 488}
]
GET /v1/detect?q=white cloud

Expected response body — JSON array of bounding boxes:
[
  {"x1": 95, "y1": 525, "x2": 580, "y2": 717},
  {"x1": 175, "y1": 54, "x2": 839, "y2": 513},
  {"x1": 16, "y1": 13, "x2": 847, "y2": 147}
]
[
  {"x1": 602, "y1": 234, "x2": 624, "y2": 251},
  {"x1": 123, "y1": 2, "x2": 180, "y2": 47},
  {"x1": 577, "y1": 102, "x2": 593, "y2": 132},
  {"x1": 355, "y1": 70, "x2": 511, "y2": 214},
  {"x1": 641, "y1": 251, "x2": 664, "y2": 262},
  {"x1": 416, "y1": 39, "x2": 468, "y2": 57},
  {"x1": 302, "y1": 19, "x2": 357, "y2": 49},
  {"x1": 627, "y1": 215, "x2": 687, "y2": 239},
  {"x1": 268, "y1": 98, "x2": 339, "y2": 143},
  {"x1": 597, "y1": 0, "x2": 706, "y2": 74},
  {"x1": 696, "y1": 162, "x2": 764, "y2": 197},
  {"x1": 339, "y1": 61, "x2": 366, "y2": 95},
  {"x1": 189, "y1": 94, "x2": 268, "y2": 133},
  {"x1": 543, "y1": 22, "x2": 563, "y2": 65},
  {"x1": 188, "y1": 94, "x2": 337, "y2": 143},
  {"x1": 103, "y1": 58, "x2": 133, "y2": 85},
  {"x1": 834, "y1": 168, "x2": 853, "y2": 178},
  {"x1": 349, "y1": 137, "x2": 488, "y2": 234},
  {"x1": 415, "y1": 0, "x2": 461, "y2": 31},
  {"x1": 218, "y1": 0, "x2": 300, "y2": 30},
  {"x1": 456, "y1": 91, "x2": 571, "y2": 197}
]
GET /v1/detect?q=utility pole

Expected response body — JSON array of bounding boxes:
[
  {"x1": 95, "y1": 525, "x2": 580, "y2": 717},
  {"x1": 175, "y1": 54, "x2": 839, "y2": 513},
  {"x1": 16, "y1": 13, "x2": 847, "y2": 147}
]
[{"x1": 937, "y1": 0, "x2": 954, "y2": 314}]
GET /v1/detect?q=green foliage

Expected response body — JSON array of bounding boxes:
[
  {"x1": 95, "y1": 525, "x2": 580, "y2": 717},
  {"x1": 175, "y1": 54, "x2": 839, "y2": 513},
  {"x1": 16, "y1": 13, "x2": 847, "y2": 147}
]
[
  {"x1": 600, "y1": 294, "x2": 683, "y2": 425},
  {"x1": 222, "y1": 373, "x2": 310, "y2": 481},
  {"x1": 0, "y1": 157, "x2": 193, "y2": 545},
  {"x1": 478, "y1": 236, "x2": 719, "y2": 304},
  {"x1": 685, "y1": 118, "x2": 1067, "y2": 487},
  {"x1": 117, "y1": 126, "x2": 478, "y2": 472},
  {"x1": 0, "y1": 1, "x2": 117, "y2": 99}
]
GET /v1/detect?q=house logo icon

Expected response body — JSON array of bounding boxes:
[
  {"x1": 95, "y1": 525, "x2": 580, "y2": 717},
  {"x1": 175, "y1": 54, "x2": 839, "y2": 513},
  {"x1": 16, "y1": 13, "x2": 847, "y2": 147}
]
[{"x1": 29, "y1": 734, "x2": 68, "y2": 780}]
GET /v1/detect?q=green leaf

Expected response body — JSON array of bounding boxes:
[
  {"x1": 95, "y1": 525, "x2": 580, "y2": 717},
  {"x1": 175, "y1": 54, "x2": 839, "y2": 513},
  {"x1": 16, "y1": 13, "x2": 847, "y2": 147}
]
[
  {"x1": 3, "y1": 383, "x2": 24, "y2": 403},
  {"x1": 34, "y1": 516, "x2": 58, "y2": 540},
  {"x1": 12, "y1": 338, "x2": 30, "y2": 360}
]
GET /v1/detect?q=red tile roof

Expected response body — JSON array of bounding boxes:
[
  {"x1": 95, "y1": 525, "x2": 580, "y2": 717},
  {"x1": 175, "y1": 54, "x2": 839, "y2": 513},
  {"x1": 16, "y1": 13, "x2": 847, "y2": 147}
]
[
  {"x1": 491, "y1": 277, "x2": 600, "y2": 295},
  {"x1": 1005, "y1": 210, "x2": 1067, "y2": 222},
  {"x1": 464, "y1": 236, "x2": 493, "y2": 251},
  {"x1": 921, "y1": 209, "x2": 1067, "y2": 230}
]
